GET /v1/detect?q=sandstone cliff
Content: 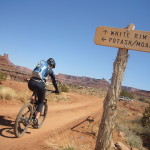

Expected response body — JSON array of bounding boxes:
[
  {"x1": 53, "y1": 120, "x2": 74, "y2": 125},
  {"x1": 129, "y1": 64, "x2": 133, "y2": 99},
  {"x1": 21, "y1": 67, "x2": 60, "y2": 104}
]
[
  {"x1": 0, "y1": 54, "x2": 32, "y2": 81},
  {"x1": 56, "y1": 73, "x2": 110, "y2": 89},
  {"x1": 0, "y1": 54, "x2": 150, "y2": 98}
]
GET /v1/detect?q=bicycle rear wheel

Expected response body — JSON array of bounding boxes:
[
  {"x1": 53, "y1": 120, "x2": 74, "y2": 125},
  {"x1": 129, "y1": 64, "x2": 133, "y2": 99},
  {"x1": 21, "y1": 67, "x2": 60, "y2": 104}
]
[
  {"x1": 35, "y1": 101, "x2": 48, "y2": 129},
  {"x1": 14, "y1": 103, "x2": 33, "y2": 138}
]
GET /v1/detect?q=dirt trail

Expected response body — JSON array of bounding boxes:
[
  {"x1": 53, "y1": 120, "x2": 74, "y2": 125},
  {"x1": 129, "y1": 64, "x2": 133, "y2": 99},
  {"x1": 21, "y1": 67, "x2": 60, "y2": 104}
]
[{"x1": 0, "y1": 93, "x2": 103, "y2": 150}]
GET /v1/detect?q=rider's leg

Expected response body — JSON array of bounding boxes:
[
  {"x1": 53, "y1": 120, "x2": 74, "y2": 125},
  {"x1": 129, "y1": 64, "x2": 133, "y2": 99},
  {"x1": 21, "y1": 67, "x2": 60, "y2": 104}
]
[
  {"x1": 28, "y1": 79, "x2": 45, "y2": 126},
  {"x1": 35, "y1": 82, "x2": 45, "y2": 119},
  {"x1": 32, "y1": 82, "x2": 45, "y2": 127},
  {"x1": 35, "y1": 112, "x2": 41, "y2": 119},
  {"x1": 33, "y1": 87, "x2": 45, "y2": 127},
  {"x1": 33, "y1": 112, "x2": 40, "y2": 127}
]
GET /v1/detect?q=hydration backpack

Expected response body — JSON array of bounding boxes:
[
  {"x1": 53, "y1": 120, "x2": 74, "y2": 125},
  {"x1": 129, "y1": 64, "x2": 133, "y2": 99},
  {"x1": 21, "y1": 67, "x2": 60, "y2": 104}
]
[{"x1": 32, "y1": 60, "x2": 48, "y2": 80}]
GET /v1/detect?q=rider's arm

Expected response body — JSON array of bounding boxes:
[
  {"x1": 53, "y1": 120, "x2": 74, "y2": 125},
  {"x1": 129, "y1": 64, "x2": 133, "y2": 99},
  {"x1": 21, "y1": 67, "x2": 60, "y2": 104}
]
[
  {"x1": 51, "y1": 75, "x2": 59, "y2": 93},
  {"x1": 46, "y1": 69, "x2": 59, "y2": 93}
]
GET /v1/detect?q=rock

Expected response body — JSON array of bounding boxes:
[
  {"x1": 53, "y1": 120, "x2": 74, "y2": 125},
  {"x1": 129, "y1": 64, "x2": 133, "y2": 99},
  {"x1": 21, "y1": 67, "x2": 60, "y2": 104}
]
[
  {"x1": 131, "y1": 148, "x2": 138, "y2": 150},
  {"x1": 118, "y1": 131, "x2": 125, "y2": 139},
  {"x1": 110, "y1": 141, "x2": 117, "y2": 150},
  {"x1": 115, "y1": 142, "x2": 130, "y2": 150}
]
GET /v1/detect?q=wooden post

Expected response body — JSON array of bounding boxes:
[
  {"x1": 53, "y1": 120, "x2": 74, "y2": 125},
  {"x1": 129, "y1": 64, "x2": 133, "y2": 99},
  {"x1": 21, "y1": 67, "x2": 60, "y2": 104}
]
[{"x1": 95, "y1": 24, "x2": 135, "y2": 150}]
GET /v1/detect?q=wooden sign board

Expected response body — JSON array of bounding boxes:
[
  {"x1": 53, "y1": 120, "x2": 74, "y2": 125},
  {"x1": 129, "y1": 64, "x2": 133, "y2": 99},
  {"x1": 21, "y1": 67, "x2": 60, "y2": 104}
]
[{"x1": 94, "y1": 26, "x2": 150, "y2": 52}]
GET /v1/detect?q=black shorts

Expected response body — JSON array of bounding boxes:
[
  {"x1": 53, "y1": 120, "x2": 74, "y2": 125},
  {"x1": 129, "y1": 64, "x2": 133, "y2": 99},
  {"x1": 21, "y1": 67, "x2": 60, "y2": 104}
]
[{"x1": 28, "y1": 78, "x2": 45, "y2": 112}]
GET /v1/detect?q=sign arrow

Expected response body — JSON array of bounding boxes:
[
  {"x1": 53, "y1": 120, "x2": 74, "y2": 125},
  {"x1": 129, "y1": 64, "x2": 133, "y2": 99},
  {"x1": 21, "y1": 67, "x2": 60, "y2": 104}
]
[
  {"x1": 102, "y1": 37, "x2": 107, "y2": 41},
  {"x1": 103, "y1": 30, "x2": 108, "y2": 34}
]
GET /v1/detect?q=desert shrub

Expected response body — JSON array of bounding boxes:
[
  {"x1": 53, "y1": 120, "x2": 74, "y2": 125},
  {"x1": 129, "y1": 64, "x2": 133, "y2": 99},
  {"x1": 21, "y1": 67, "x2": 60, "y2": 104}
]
[
  {"x1": 77, "y1": 86, "x2": 83, "y2": 90},
  {"x1": 0, "y1": 86, "x2": 16, "y2": 100},
  {"x1": 61, "y1": 146, "x2": 74, "y2": 150},
  {"x1": 60, "y1": 84, "x2": 69, "y2": 93},
  {"x1": 139, "y1": 98, "x2": 146, "y2": 102},
  {"x1": 0, "y1": 86, "x2": 31, "y2": 102},
  {"x1": 130, "y1": 116, "x2": 144, "y2": 134},
  {"x1": 141, "y1": 106, "x2": 150, "y2": 129},
  {"x1": 0, "y1": 72, "x2": 7, "y2": 82},
  {"x1": 139, "y1": 98, "x2": 150, "y2": 104},
  {"x1": 115, "y1": 123, "x2": 128, "y2": 133},
  {"x1": 115, "y1": 122, "x2": 143, "y2": 150},
  {"x1": 120, "y1": 90, "x2": 134, "y2": 99},
  {"x1": 17, "y1": 90, "x2": 31, "y2": 103},
  {"x1": 126, "y1": 131, "x2": 143, "y2": 150},
  {"x1": 46, "y1": 92, "x2": 69, "y2": 102},
  {"x1": 115, "y1": 107, "x2": 144, "y2": 149}
]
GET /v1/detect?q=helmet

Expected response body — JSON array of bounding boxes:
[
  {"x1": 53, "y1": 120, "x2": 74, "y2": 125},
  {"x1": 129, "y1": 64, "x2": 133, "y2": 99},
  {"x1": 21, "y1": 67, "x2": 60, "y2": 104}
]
[{"x1": 47, "y1": 58, "x2": 56, "y2": 68}]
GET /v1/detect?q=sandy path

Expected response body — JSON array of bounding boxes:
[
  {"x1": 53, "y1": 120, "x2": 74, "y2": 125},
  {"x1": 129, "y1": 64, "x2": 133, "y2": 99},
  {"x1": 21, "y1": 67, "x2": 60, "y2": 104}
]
[{"x1": 0, "y1": 93, "x2": 103, "y2": 150}]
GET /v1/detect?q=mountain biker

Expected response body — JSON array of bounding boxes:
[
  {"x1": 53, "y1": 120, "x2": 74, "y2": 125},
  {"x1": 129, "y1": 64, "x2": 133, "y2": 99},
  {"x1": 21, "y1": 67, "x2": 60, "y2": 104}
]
[{"x1": 28, "y1": 58, "x2": 59, "y2": 128}]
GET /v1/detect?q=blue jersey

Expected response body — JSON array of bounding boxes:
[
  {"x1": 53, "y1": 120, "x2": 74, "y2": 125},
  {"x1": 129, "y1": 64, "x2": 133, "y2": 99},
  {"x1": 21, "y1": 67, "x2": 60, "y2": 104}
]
[{"x1": 32, "y1": 60, "x2": 49, "y2": 80}]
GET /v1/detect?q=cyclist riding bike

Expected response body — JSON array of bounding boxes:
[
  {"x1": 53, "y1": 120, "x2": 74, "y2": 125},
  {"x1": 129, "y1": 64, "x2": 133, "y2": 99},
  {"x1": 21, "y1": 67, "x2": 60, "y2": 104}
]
[{"x1": 28, "y1": 58, "x2": 59, "y2": 128}]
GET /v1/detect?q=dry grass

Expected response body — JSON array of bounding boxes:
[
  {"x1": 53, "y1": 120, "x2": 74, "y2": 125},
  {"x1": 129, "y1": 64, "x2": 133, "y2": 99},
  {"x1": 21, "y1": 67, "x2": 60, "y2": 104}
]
[
  {"x1": 46, "y1": 128, "x2": 95, "y2": 150},
  {"x1": 46, "y1": 131, "x2": 78, "y2": 150},
  {"x1": 0, "y1": 86, "x2": 17, "y2": 100},
  {"x1": 46, "y1": 92, "x2": 70, "y2": 102},
  {"x1": 16, "y1": 90, "x2": 32, "y2": 103},
  {"x1": 45, "y1": 115, "x2": 99, "y2": 150},
  {"x1": 0, "y1": 82, "x2": 70, "y2": 103},
  {"x1": 126, "y1": 132, "x2": 143, "y2": 150},
  {"x1": 0, "y1": 86, "x2": 31, "y2": 103}
]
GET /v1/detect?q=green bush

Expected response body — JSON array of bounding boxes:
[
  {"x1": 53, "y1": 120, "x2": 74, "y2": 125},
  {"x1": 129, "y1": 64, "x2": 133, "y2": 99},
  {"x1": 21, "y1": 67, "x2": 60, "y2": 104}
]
[
  {"x1": 120, "y1": 90, "x2": 134, "y2": 99},
  {"x1": 0, "y1": 72, "x2": 7, "y2": 82},
  {"x1": 141, "y1": 106, "x2": 150, "y2": 128},
  {"x1": 61, "y1": 84, "x2": 69, "y2": 93},
  {"x1": 116, "y1": 108, "x2": 144, "y2": 149},
  {"x1": 126, "y1": 132, "x2": 143, "y2": 150},
  {"x1": 62, "y1": 146, "x2": 74, "y2": 150},
  {"x1": 139, "y1": 98, "x2": 150, "y2": 104}
]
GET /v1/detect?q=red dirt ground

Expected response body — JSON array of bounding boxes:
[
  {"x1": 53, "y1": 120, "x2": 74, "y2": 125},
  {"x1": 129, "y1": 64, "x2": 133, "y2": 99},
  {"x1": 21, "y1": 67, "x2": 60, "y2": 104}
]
[
  {"x1": 0, "y1": 80, "x2": 149, "y2": 150},
  {"x1": 0, "y1": 80, "x2": 104, "y2": 150}
]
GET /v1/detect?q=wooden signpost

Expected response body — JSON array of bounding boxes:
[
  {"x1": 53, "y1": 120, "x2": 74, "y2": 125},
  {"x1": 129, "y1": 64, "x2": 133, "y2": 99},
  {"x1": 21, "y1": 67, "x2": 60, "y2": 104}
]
[
  {"x1": 94, "y1": 24, "x2": 149, "y2": 150},
  {"x1": 94, "y1": 26, "x2": 150, "y2": 52}
]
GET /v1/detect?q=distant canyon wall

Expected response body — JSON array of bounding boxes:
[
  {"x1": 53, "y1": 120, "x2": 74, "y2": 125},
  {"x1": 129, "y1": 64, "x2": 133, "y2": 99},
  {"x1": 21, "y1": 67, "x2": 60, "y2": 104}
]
[
  {"x1": 0, "y1": 53, "x2": 150, "y2": 98},
  {"x1": 0, "y1": 53, "x2": 32, "y2": 81}
]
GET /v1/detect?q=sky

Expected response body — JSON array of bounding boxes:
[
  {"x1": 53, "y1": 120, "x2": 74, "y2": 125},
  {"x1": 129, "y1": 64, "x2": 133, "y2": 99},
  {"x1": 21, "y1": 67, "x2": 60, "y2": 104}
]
[{"x1": 0, "y1": 0, "x2": 150, "y2": 91}]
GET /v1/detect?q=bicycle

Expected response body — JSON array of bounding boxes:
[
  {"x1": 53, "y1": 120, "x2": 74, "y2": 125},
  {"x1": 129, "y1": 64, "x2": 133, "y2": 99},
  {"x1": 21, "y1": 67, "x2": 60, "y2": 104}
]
[{"x1": 14, "y1": 89, "x2": 53, "y2": 138}]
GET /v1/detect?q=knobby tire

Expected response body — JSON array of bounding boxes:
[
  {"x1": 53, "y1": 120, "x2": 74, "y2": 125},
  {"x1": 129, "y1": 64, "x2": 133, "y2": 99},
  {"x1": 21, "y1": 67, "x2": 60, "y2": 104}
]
[{"x1": 14, "y1": 102, "x2": 33, "y2": 138}]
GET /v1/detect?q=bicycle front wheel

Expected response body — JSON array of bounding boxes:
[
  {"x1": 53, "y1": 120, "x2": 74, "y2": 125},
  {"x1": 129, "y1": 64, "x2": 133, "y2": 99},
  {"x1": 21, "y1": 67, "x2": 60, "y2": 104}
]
[{"x1": 14, "y1": 103, "x2": 33, "y2": 138}]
